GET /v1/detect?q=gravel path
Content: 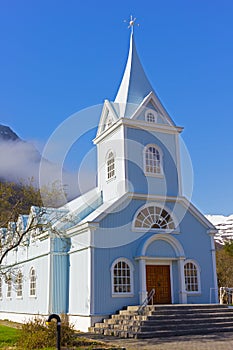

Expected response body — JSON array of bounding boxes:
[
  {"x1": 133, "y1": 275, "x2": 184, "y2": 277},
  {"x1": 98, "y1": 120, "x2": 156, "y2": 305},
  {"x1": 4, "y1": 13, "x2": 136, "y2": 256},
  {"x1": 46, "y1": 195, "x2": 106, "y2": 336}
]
[{"x1": 77, "y1": 331, "x2": 233, "y2": 350}]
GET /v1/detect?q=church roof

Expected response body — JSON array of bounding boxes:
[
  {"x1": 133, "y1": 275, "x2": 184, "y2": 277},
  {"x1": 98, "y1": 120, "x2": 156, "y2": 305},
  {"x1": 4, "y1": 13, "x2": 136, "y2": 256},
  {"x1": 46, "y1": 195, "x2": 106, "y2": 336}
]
[{"x1": 114, "y1": 31, "x2": 155, "y2": 118}]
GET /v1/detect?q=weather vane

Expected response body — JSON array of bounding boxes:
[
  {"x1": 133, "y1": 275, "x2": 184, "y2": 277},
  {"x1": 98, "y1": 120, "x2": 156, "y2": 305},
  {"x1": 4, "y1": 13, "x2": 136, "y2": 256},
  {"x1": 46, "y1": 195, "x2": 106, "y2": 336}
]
[{"x1": 124, "y1": 15, "x2": 139, "y2": 32}]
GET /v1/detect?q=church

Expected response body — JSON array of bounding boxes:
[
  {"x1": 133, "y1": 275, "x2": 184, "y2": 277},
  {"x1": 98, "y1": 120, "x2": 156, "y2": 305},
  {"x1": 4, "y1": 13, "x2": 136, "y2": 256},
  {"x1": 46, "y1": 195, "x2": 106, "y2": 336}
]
[{"x1": 0, "y1": 27, "x2": 218, "y2": 332}]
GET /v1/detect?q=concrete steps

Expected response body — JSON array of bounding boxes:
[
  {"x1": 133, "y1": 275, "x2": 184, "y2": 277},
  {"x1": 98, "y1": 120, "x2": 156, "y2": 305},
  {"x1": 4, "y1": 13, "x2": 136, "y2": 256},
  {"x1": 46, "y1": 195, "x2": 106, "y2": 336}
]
[{"x1": 89, "y1": 304, "x2": 233, "y2": 338}]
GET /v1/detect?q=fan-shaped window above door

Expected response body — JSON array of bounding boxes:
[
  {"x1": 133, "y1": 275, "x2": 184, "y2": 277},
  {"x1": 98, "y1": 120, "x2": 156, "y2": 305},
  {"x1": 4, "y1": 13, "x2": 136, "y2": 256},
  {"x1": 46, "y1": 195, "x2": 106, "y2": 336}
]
[{"x1": 134, "y1": 205, "x2": 175, "y2": 230}]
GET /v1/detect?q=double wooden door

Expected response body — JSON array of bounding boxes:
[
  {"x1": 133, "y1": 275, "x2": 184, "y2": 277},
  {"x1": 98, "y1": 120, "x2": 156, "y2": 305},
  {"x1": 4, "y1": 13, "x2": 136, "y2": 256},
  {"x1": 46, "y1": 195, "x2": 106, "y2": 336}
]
[{"x1": 146, "y1": 265, "x2": 171, "y2": 304}]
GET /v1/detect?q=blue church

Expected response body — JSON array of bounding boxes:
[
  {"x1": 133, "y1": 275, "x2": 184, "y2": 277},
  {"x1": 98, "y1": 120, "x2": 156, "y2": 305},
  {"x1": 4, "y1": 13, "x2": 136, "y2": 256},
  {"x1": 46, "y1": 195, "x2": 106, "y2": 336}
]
[{"x1": 0, "y1": 29, "x2": 218, "y2": 331}]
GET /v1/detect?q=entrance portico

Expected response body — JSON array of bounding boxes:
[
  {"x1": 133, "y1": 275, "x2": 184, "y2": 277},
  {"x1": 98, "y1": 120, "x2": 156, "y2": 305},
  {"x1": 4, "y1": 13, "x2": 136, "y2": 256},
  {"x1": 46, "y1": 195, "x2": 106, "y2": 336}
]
[{"x1": 136, "y1": 233, "x2": 187, "y2": 304}]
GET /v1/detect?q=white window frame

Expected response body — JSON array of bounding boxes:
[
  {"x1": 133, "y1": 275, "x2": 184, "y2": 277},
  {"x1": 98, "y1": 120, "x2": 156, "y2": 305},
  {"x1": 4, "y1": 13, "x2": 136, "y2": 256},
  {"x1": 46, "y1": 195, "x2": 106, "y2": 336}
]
[
  {"x1": 106, "y1": 150, "x2": 116, "y2": 181},
  {"x1": 184, "y1": 260, "x2": 201, "y2": 295},
  {"x1": 29, "y1": 267, "x2": 36, "y2": 297},
  {"x1": 16, "y1": 271, "x2": 23, "y2": 298},
  {"x1": 111, "y1": 258, "x2": 134, "y2": 297},
  {"x1": 145, "y1": 109, "x2": 157, "y2": 123},
  {"x1": 0, "y1": 278, "x2": 2, "y2": 299},
  {"x1": 144, "y1": 144, "x2": 163, "y2": 177},
  {"x1": 6, "y1": 277, "x2": 12, "y2": 299}
]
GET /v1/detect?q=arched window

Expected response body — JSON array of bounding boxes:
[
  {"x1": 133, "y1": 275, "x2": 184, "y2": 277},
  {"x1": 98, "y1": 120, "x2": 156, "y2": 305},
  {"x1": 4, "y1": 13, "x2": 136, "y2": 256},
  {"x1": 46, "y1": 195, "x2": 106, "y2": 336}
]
[
  {"x1": 145, "y1": 109, "x2": 157, "y2": 123},
  {"x1": 111, "y1": 258, "x2": 134, "y2": 296},
  {"x1": 184, "y1": 261, "x2": 200, "y2": 293},
  {"x1": 16, "y1": 271, "x2": 23, "y2": 298},
  {"x1": 29, "y1": 268, "x2": 36, "y2": 297},
  {"x1": 107, "y1": 151, "x2": 115, "y2": 180},
  {"x1": 6, "y1": 276, "x2": 12, "y2": 298},
  {"x1": 134, "y1": 205, "x2": 175, "y2": 230},
  {"x1": 144, "y1": 145, "x2": 162, "y2": 175}
]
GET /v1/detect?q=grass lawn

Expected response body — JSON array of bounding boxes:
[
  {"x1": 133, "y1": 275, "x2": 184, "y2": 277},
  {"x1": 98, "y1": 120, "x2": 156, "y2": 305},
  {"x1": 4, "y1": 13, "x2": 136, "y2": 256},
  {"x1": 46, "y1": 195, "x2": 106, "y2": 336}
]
[
  {"x1": 0, "y1": 321, "x2": 120, "y2": 349},
  {"x1": 0, "y1": 324, "x2": 21, "y2": 348}
]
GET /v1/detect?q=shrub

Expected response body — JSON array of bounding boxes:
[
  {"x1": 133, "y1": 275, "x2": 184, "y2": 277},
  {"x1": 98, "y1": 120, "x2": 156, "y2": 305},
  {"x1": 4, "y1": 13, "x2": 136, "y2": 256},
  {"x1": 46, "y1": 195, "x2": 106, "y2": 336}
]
[{"x1": 17, "y1": 315, "x2": 75, "y2": 349}]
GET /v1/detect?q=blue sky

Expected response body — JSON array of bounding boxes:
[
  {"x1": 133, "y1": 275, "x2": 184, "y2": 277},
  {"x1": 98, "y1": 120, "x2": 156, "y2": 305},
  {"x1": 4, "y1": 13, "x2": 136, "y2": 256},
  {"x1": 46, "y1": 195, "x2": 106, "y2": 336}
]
[{"x1": 0, "y1": 0, "x2": 233, "y2": 215}]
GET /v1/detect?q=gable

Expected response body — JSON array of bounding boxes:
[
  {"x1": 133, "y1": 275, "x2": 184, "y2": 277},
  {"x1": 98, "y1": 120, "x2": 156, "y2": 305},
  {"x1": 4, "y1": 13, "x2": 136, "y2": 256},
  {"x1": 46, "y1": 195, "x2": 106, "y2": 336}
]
[
  {"x1": 131, "y1": 92, "x2": 175, "y2": 126},
  {"x1": 96, "y1": 100, "x2": 118, "y2": 136}
]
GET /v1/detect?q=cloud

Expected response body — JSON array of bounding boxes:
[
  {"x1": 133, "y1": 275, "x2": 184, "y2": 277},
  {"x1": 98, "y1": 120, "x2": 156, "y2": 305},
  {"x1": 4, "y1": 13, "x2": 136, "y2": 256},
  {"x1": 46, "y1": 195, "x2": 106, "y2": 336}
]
[{"x1": 0, "y1": 139, "x2": 96, "y2": 204}]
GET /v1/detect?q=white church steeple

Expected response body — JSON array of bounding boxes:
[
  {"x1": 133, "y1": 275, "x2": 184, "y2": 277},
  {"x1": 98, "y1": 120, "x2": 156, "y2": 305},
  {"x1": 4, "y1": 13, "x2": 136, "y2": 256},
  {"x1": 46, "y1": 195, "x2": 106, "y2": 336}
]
[{"x1": 114, "y1": 31, "x2": 155, "y2": 118}]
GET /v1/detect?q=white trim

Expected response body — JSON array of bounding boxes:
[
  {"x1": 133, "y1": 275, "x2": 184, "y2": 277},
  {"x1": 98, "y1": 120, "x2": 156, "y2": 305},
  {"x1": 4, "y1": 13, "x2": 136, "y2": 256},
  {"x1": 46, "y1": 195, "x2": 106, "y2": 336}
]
[
  {"x1": 93, "y1": 117, "x2": 183, "y2": 145},
  {"x1": 178, "y1": 258, "x2": 187, "y2": 303},
  {"x1": 110, "y1": 257, "x2": 134, "y2": 297},
  {"x1": 74, "y1": 192, "x2": 215, "y2": 232},
  {"x1": 140, "y1": 233, "x2": 185, "y2": 257},
  {"x1": 96, "y1": 100, "x2": 118, "y2": 136},
  {"x1": 209, "y1": 234, "x2": 218, "y2": 303},
  {"x1": 135, "y1": 256, "x2": 181, "y2": 261},
  {"x1": 175, "y1": 134, "x2": 183, "y2": 196},
  {"x1": 130, "y1": 91, "x2": 176, "y2": 127},
  {"x1": 136, "y1": 235, "x2": 186, "y2": 305}
]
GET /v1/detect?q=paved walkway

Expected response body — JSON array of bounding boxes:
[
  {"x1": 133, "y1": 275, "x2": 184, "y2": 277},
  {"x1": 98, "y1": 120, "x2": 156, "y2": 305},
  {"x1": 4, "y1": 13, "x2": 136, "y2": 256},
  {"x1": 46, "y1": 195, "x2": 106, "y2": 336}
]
[{"x1": 78, "y1": 331, "x2": 233, "y2": 350}]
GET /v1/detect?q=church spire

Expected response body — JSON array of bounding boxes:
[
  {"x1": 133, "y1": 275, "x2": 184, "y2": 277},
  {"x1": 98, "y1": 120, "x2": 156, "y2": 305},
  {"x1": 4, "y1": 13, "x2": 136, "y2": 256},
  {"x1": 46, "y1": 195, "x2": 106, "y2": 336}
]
[{"x1": 114, "y1": 29, "x2": 155, "y2": 118}]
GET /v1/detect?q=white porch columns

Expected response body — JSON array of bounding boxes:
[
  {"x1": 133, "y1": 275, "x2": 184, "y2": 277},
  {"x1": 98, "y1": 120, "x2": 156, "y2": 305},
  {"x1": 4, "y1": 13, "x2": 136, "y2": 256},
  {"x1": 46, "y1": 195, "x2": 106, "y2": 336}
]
[
  {"x1": 178, "y1": 257, "x2": 187, "y2": 303},
  {"x1": 208, "y1": 231, "x2": 219, "y2": 303},
  {"x1": 138, "y1": 258, "x2": 147, "y2": 304}
]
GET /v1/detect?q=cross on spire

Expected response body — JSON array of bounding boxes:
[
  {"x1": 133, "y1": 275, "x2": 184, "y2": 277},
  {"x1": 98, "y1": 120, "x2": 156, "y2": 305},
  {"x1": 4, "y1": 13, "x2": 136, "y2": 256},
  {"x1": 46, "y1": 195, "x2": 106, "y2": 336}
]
[{"x1": 124, "y1": 15, "x2": 139, "y2": 33}]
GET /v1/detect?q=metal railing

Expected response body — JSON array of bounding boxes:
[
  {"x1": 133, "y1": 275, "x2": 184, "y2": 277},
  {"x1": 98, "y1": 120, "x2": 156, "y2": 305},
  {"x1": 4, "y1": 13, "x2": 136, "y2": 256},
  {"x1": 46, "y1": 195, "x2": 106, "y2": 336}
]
[
  {"x1": 138, "y1": 289, "x2": 155, "y2": 315},
  {"x1": 220, "y1": 287, "x2": 233, "y2": 305}
]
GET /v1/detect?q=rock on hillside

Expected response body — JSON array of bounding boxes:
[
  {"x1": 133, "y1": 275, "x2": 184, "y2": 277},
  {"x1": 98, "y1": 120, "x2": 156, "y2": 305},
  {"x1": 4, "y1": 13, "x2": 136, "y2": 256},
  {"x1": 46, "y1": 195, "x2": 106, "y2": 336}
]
[{"x1": 206, "y1": 214, "x2": 233, "y2": 245}]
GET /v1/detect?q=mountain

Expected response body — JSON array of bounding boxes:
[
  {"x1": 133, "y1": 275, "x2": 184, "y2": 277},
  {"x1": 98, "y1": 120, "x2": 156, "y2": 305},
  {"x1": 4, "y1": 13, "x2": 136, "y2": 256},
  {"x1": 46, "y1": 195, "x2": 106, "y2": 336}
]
[
  {"x1": 0, "y1": 124, "x2": 20, "y2": 142},
  {"x1": 206, "y1": 214, "x2": 233, "y2": 244},
  {"x1": 0, "y1": 124, "x2": 79, "y2": 201}
]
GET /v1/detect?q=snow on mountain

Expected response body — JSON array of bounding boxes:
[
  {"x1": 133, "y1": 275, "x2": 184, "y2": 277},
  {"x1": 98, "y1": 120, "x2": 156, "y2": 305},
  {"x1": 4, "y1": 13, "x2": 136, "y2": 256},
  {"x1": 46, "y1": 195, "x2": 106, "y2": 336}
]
[{"x1": 206, "y1": 214, "x2": 233, "y2": 244}]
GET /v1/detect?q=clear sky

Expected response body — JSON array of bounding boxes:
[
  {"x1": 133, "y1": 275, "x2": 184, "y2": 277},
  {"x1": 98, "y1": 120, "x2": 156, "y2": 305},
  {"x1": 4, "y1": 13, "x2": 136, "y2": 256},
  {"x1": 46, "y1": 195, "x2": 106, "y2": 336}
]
[{"x1": 0, "y1": 0, "x2": 233, "y2": 215}]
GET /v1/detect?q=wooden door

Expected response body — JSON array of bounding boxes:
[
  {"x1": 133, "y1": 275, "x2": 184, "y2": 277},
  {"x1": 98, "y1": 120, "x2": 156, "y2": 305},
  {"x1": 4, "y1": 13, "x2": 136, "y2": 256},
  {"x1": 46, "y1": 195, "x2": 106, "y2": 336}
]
[{"x1": 146, "y1": 265, "x2": 171, "y2": 304}]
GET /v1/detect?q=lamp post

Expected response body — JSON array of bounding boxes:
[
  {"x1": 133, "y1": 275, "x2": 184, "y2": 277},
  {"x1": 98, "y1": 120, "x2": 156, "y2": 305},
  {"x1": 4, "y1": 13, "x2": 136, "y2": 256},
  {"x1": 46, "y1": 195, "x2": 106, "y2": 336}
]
[{"x1": 46, "y1": 314, "x2": 61, "y2": 350}]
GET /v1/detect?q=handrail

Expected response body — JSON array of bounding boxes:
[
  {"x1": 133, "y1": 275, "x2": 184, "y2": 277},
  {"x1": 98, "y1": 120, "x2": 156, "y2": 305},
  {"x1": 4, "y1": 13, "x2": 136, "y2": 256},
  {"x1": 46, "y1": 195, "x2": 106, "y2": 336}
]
[
  {"x1": 138, "y1": 289, "x2": 155, "y2": 315},
  {"x1": 220, "y1": 287, "x2": 233, "y2": 304}
]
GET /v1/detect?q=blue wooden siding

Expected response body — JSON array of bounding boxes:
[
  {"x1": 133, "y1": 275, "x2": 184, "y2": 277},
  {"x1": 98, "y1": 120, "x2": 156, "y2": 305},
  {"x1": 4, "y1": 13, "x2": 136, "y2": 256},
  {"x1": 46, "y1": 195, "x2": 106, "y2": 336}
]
[
  {"x1": 146, "y1": 240, "x2": 176, "y2": 257},
  {"x1": 125, "y1": 128, "x2": 179, "y2": 197},
  {"x1": 92, "y1": 198, "x2": 216, "y2": 314}
]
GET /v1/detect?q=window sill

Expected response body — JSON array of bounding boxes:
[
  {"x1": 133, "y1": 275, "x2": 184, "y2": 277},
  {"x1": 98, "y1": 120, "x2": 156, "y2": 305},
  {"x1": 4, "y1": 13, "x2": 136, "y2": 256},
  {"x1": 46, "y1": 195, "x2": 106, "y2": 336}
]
[
  {"x1": 112, "y1": 293, "x2": 134, "y2": 298},
  {"x1": 186, "y1": 292, "x2": 201, "y2": 296},
  {"x1": 144, "y1": 172, "x2": 164, "y2": 178},
  {"x1": 106, "y1": 176, "x2": 116, "y2": 183},
  {"x1": 132, "y1": 228, "x2": 177, "y2": 234}
]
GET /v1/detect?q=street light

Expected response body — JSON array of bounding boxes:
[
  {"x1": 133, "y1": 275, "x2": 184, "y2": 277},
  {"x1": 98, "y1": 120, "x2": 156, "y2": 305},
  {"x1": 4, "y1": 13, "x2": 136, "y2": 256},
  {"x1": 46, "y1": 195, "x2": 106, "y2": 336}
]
[{"x1": 46, "y1": 314, "x2": 61, "y2": 350}]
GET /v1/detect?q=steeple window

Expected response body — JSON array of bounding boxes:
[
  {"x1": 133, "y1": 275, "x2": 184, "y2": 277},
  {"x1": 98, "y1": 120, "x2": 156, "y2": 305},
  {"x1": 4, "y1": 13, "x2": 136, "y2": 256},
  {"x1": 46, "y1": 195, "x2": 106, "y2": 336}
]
[
  {"x1": 144, "y1": 145, "x2": 162, "y2": 175},
  {"x1": 145, "y1": 109, "x2": 157, "y2": 123},
  {"x1": 107, "y1": 151, "x2": 115, "y2": 180}
]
